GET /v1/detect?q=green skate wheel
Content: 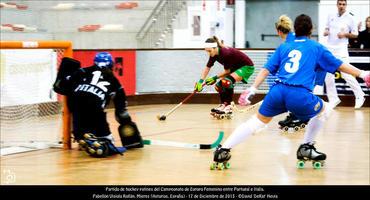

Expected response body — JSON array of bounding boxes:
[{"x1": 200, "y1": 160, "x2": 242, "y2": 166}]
[
  {"x1": 210, "y1": 163, "x2": 216, "y2": 170},
  {"x1": 297, "y1": 160, "x2": 305, "y2": 169},
  {"x1": 217, "y1": 163, "x2": 224, "y2": 170},
  {"x1": 224, "y1": 162, "x2": 231, "y2": 169},
  {"x1": 313, "y1": 161, "x2": 322, "y2": 169}
]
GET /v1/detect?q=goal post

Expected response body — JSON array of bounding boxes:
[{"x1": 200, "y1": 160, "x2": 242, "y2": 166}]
[{"x1": 0, "y1": 40, "x2": 73, "y2": 151}]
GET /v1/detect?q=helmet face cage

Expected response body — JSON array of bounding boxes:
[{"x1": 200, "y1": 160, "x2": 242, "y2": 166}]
[{"x1": 94, "y1": 52, "x2": 113, "y2": 68}]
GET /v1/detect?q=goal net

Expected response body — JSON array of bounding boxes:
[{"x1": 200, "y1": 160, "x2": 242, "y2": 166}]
[{"x1": 0, "y1": 41, "x2": 72, "y2": 155}]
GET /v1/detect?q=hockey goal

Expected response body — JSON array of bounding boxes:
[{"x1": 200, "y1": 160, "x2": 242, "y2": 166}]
[{"x1": 0, "y1": 41, "x2": 73, "y2": 155}]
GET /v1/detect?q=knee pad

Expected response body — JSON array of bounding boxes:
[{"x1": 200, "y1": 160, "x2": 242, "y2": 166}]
[
  {"x1": 118, "y1": 121, "x2": 144, "y2": 149},
  {"x1": 222, "y1": 76, "x2": 235, "y2": 89},
  {"x1": 215, "y1": 75, "x2": 235, "y2": 93},
  {"x1": 215, "y1": 81, "x2": 223, "y2": 93}
]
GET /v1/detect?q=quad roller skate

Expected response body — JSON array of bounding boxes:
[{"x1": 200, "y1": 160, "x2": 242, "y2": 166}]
[
  {"x1": 210, "y1": 145, "x2": 231, "y2": 170},
  {"x1": 279, "y1": 113, "x2": 308, "y2": 132},
  {"x1": 296, "y1": 143, "x2": 326, "y2": 169},
  {"x1": 210, "y1": 104, "x2": 226, "y2": 117},
  {"x1": 212, "y1": 104, "x2": 233, "y2": 120},
  {"x1": 78, "y1": 133, "x2": 111, "y2": 157}
]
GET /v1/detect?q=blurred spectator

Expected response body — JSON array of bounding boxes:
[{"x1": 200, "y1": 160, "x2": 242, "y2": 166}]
[
  {"x1": 348, "y1": 21, "x2": 361, "y2": 48},
  {"x1": 358, "y1": 16, "x2": 370, "y2": 49}
]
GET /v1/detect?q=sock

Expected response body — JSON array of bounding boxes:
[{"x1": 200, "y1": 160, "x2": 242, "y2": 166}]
[
  {"x1": 224, "y1": 88, "x2": 234, "y2": 105},
  {"x1": 223, "y1": 115, "x2": 266, "y2": 149},
  {"x1": 220, "y1": 92, "x2": 226, "y2": 104},
  {"x1": 303, "y1": 116, "x2": 324, "y2": 144},
  {"x1": 302, "y1": 103, "x2": 331, "y2": 144}
]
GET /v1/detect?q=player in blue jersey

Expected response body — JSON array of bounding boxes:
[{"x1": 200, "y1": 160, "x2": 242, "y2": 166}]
[
  {"x1": 211, "y1": 14, "x2": 370, "y2": 169},
  {"x1": 275, "y1": 15, "x2": 327, "y2": 131}
]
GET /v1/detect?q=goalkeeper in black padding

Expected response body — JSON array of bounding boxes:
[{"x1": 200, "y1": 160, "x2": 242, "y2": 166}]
[{"x1": 53, "y1": 52, "x2": 143, "y2": 157}]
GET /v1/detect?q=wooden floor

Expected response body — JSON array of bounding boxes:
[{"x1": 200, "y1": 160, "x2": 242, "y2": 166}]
[{"x1": 1, "y1": 104, "x2": 369, "y2": 185}]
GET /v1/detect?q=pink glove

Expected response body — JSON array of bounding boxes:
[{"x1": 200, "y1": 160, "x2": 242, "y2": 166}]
[
  {"x1": 360, "y1": 71, "x2": 370, "y2": 88},
  {"x1": 238, "y1": 87, "x2": 256, "y2": 106}
]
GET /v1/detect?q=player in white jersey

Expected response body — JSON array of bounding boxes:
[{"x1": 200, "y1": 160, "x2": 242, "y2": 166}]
[{"x1": 323, "y1": 0, "x2": 365, "y2": 109}]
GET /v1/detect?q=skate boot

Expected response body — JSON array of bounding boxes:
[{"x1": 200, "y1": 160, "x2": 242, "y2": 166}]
[
  {"x1": 279, "y1": 113, "x2": 308, "y2": 132},
  {"x1": 78, "y1": 133, "x2": 125, "y2": 158},
  {"x1": 210, "y1": 145, "x2": 231, "y2": 170},
  {"x1": 214, "y1": 104, "x2": 233, "y2": 120},
  {"x1": 296, "y1": 142, "x2": 326, "y2": 169},
  {"x1": 210, "y1": 104, "x2": 226, "y2": 117}
]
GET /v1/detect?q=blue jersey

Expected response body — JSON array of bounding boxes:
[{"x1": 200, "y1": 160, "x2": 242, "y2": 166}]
[
  {"x1": 285, "y1": 32, "x2": 295, "y2": 42},
  {"x1": 285, "y1": 33, "x2": 327, "y2": 86},
  {"x1": 264, "y1": 36, "x2": 342, "y2": 91}
]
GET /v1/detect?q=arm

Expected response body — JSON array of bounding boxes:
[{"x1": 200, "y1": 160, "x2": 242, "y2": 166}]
[
  {"x1": 323, "y1": 27, "x2": 330, "y2": 36},
  {"x1": 338, "y1": 63, "x2": 364, "y2": 77},
  {"x1": 204, "y1": 68, "x2": 230, "y2": 86},
  {"x1": 251, "y1": 68, "x2": 270, "y2": 89},
  {"x1": 53, "y1": 57, "x2": 81, "y2": 95},
  {"x1": 113, "y1": 88, "x2": 131, "y2": 124},
  {"x1": 238, "y1": 68, "x2": 270, "y2": 106},
  {"x1": 338, "y1": 32, "x2": 358, "y2": 39},
  {"x1": 217, "y1": 69, "x2": 231, "y2": 79},
  {"x1": 195, "y1": 66, "x2": 211, "y2": 92},
  {"x1": 339, "y1": 17, "x2": 359, "y2": 39},
  {"x1": 200, "y1": 66, "x2": 211, "y2": 80},
  {"x1": 323, "y1": 15, "x2": 330, "y2": 36},
  {"x1": 339, "y1": 63, "x2": 370, "y2": 87}
]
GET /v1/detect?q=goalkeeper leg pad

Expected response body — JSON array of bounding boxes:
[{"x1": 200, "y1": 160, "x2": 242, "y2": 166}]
[{"x1": 118, "y1": 122, "x2": 144, "y2": 149}]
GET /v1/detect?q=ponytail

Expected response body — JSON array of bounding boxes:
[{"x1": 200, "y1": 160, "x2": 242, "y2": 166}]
[{"x1": 205, "y1": 36, "x2": 225, "y2": 48}]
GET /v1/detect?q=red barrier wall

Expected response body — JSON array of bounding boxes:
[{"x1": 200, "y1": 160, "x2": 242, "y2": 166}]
[{"x1": 73, "y1": 50, "x2": 136, "y2": 96}]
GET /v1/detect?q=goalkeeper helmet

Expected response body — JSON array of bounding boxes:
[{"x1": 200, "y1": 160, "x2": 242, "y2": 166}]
[{"x1": 94, "y1": 52, "x2": 113, "y2": 68}]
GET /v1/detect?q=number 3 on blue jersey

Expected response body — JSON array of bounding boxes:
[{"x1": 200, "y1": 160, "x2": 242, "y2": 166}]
[{"x1": 284, "y1": 50, "x2": 302, "y2": 73}]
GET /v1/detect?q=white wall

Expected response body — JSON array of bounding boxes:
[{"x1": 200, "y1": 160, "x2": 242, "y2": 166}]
[
  {"x1": 0, "y1": 1, "x2": 159, "y2": 49},
  {"x1": 235, "y1": 0, "x2": 246, "y2": 48},
  {"x1": 173, "y1": 0, "x2": 235, "y2": 48},
  {"x1": 135, "y1": 49, "x2": 274, "y2": 94},
  {"x1": 245, "y1": 0, "x2": 319, "y2": 48}
]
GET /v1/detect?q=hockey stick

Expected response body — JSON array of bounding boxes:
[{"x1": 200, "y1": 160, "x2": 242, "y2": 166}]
[
  {"x1": 157, "y1": 84, "x2": 205, "y2": 121},
  {"x1": 143, "y1": 131, "x2": 224, "y2": 149},
  {"x1": 231, "y1": 100, "x2": 263, "y2": 113}
]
